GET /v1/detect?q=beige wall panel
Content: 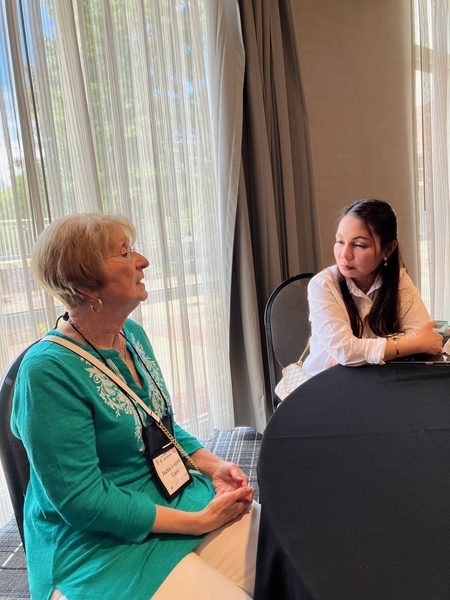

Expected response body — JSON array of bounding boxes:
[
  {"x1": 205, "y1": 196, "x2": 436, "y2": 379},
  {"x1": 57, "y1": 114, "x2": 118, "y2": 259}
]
[{"x1": 291, "y1": 0, "x2": 418, "y2": 282}]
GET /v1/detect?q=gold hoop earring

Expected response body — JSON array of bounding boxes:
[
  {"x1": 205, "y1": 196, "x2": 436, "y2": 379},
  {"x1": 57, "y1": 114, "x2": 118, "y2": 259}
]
[{"x1": 90, "y1": 297, "x2": 103, "y2": 312}]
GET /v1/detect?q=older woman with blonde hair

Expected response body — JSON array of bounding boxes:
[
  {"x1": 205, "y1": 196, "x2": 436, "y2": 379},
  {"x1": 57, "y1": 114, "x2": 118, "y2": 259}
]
[{"x1": 12, "y1": 213, "x2": 259, "y2": 600}]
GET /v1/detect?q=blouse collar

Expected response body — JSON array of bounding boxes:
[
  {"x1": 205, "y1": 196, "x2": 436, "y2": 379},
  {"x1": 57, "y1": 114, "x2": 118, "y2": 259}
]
[{"x1": 346, "y1": 273, "x2": 383, "y2": 298}]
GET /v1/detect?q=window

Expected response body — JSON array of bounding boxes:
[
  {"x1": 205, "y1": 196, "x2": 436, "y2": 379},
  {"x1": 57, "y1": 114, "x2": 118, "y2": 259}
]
[{"x1": 413, "y1": 0, "x2": 450, "y2": 320}]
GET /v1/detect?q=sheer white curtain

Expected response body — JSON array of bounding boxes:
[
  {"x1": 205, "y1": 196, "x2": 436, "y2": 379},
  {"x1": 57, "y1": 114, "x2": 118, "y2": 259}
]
[
  {"x1": 0, "y1": 0, "x2": 244, "y2": 525},
  {"x1": 414, "y1": 0, "x2": 450, "y2": 319}
]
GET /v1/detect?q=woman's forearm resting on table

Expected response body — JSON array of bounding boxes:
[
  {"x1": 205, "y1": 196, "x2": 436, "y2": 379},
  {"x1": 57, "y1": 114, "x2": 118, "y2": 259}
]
[
  {"x1": 307, "y1": 272, "x2": 441, "y2": 367},
  {"x1": 382, "y1": 321, "x2": 442, "y2": 361}
]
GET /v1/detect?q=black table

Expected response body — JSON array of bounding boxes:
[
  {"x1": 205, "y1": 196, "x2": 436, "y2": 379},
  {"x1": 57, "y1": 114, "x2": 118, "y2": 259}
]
[{"x1": 255, "y1": 363, "x2": 450, "y2": 600}]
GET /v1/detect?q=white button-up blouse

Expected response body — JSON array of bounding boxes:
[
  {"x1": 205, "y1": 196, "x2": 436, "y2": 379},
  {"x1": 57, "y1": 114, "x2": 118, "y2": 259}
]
[{"x1": 303, "y1": 265, "x2": 431, "y2": 377}]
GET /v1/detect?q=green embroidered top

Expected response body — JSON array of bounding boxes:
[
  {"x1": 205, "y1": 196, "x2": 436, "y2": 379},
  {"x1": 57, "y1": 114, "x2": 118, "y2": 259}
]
[{"x1": 11, "y1": 319, "x2": 215, "y2": 599}]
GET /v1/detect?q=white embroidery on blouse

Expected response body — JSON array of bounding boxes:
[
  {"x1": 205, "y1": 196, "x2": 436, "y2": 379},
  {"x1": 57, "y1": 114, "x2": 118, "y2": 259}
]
[
  {"x1": 83, "y1": 361, "x2": 144, "y2": 450},
  {"x1": 77, "y1": 334, "x2": 172, "y2": 453}
]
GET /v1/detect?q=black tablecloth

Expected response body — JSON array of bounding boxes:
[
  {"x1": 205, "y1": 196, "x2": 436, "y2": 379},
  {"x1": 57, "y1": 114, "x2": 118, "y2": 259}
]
[{"x1": 255, "y1": 364, "x2": 450, "y2": 600}]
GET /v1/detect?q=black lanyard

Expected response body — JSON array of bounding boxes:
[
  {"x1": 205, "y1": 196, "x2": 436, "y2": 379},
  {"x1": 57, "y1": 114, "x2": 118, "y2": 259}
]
[{"x1": 55, "y1": 312, "x2": 172, "y2": 420}]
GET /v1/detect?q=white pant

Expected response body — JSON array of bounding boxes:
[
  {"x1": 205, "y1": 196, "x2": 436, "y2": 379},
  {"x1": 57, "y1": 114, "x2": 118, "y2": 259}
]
[{"x1": 51, "y1": 501, "x2": 260, "y2": 600}]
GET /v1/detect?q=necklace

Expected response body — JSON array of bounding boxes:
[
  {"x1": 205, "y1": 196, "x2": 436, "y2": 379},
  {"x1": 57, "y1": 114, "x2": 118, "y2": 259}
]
[
  {"x1": 360, "y1": 283, "x2": 372, "y2": 294},
  {"x1": 65, "y1": 317, "x2": 171, "y2": 425},
  {"x1": 68, "y1": 317, "x2": 127, "y2": 364},
  {"x1": 119, "y1": 332, "x2": 128, "y2": 364}
]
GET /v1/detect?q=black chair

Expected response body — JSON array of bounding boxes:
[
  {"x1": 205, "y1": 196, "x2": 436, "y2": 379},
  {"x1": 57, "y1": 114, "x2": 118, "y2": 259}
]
[
  {"x1": 264, "y1": 273, "x2": 315, "y2": 412},
  {"x1": 0, "y1": 341, "x2": 38, "y2": 547}
]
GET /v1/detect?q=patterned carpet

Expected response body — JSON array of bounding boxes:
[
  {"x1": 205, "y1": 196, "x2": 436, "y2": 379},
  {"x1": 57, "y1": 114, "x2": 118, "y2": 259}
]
[
  {"x1": 203, "y1": 426, "x2": 261, "y2": 502},
  {"x1": 0, "y1": 518, "x2": 27, "y2": 600},
  {"x1": 0, "y1": 427, "x2": 261, "y2": 599}
]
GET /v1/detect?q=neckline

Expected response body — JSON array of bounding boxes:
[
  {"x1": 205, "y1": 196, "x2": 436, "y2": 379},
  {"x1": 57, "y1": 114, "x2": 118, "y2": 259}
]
[
  {"x1": 51, "y1": 329, "x2": 121, "y2": 355},
  {"x1": 346, "y1": 277, "x2": 380, "y2": 297}
]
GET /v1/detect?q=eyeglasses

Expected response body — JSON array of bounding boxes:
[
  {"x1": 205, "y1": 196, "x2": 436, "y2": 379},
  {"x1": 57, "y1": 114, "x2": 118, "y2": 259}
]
[{"x1": 106, "y1": 247, "x2": 136, "y2": 262}]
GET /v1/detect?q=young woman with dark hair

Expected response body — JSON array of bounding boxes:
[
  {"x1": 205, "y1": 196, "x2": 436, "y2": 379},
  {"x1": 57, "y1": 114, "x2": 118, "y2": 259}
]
[{"x1": 303, "y1": 199, "x2": 442, "y2": 376}]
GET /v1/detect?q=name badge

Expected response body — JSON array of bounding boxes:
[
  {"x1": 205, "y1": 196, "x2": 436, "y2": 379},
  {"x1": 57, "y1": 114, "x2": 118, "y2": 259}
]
[
  {"x1": 152, "y1": 444, "x2": 192, "y2": 500},
  {"x1": 143, "y1": 416, "x2": 192, "y2": 500}
]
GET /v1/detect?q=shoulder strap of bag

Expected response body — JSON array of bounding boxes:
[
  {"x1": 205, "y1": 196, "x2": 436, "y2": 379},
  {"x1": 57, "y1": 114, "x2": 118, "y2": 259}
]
[
  {"x1": 296, "y1": 339, "x2": 310, "y2": 367},
  {"x1": 42, "y1": 335, "x2": 161, "y2": 424},
  {"x1": 41, "y1": 335, "x2": 199, "y2": 470}
]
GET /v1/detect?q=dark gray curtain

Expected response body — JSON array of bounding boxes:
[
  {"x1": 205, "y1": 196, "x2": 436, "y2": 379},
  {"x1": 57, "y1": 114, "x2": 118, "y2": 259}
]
[{"x1": 230, "y1": 0, "x2": 321, "y2": 430}]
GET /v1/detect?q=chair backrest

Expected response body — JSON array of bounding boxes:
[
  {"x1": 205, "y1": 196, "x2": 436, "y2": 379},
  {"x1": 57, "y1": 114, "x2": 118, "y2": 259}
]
[
  {"x1": 0, "y1": 341, "x2": 38, "y2": 547},
  {"x1": 264, "y1": 273, "x2": 315, "y2": 411}
]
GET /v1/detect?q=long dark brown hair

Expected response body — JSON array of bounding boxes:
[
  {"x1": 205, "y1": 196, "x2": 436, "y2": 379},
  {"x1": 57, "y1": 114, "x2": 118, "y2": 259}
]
[{"x1": 337, "y1": 199, "x2": 403, "y2": 337}]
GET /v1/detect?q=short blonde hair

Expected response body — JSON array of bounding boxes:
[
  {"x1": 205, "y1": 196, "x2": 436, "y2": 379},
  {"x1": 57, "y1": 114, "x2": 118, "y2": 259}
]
[{"x1": 31, "y1": 213, "x2": 136, "y2": 309}]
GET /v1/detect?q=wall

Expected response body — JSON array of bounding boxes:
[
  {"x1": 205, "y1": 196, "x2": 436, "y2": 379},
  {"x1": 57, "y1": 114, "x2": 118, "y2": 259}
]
[{"x1": 291, "y1": 0, "x2": 418, "y2": 282}]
